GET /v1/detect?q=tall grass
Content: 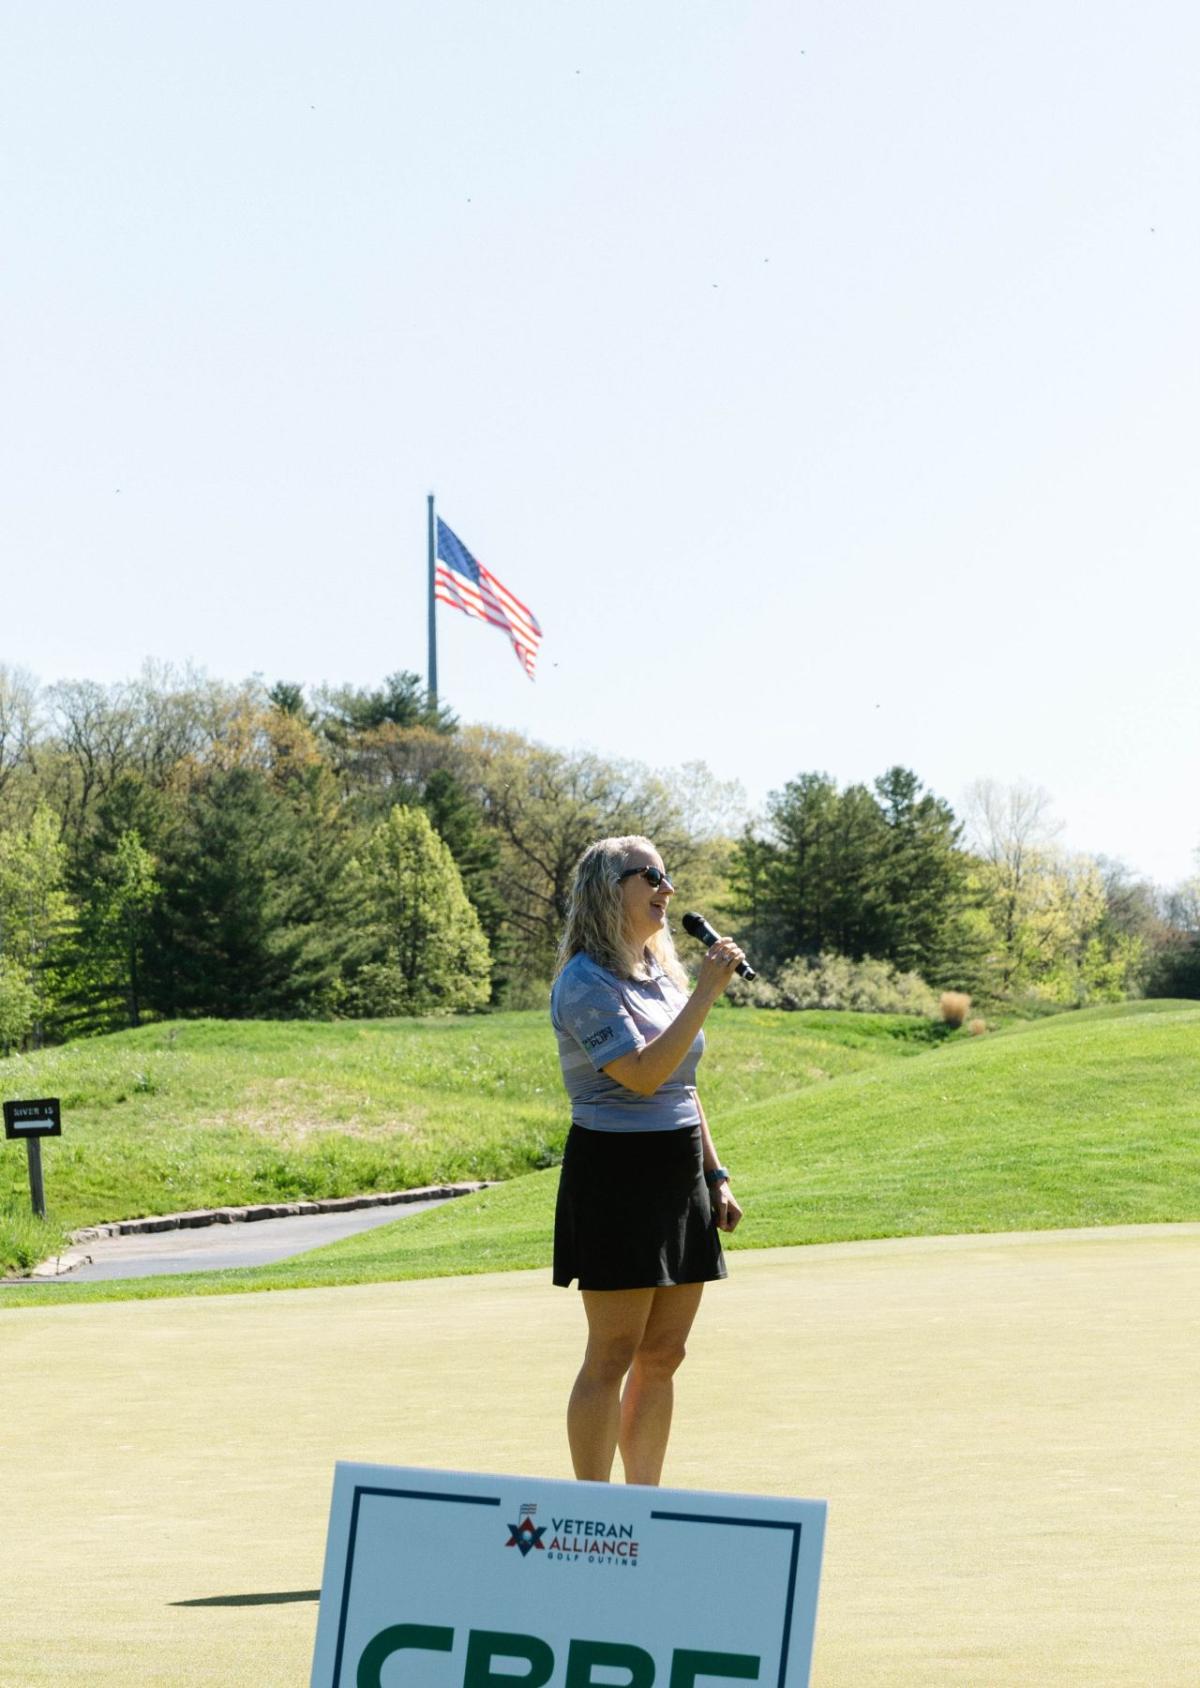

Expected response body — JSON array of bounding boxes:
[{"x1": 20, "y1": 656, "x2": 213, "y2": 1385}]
[{"x1": 0, "y1": 1198, "x2": 68, "y2": 1274}]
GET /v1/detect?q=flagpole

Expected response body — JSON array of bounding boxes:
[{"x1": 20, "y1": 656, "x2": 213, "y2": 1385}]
[{"x1": 427, "y1": 491, "x2": 438, "y2": 706}]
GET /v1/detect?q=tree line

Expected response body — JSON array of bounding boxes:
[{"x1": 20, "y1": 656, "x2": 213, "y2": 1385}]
[
  {"x1": 0, "y1": 663, "x2": 1195, "y2": 1049},
  {"x1": 732, "y1": 770, "x2": 1196, "y2": 1007}
]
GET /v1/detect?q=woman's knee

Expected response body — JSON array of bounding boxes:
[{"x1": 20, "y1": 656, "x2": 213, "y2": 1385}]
[
  {"x1": 633, "y1": 1332, "x2": 688, "y2": 1379},
  {"x1": 582, "y1": 1334, "x2": 640, "y2": 1384}
]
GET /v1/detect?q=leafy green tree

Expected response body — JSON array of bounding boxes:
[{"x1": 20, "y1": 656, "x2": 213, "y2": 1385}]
[
  {"x1": 346, "y1": 805, "x2": 491, "y2": 1015},
  {"x1": 421, "y1": 768, "x2": 504, "y2": 944},
  {"x1": 318, "y1": 726, "x2": 502, "y2": 948},
  {"x1": 963, "y1": 779, "x2": 1060, "y2": 996},
  {"x1": 962, "y1": 781, "x2": 1145, "y2": 1004},
  {"x1": 81, "y1": 831, "x2": 160, "y2": 1029},
  {"x1": 54, "y1": 773, "x2": 173, "y2": 1034},
  {"x1": 1086, "y1": 858, "x2": 1159, "y2": 999},
  {"x1": 0, "y1": 806, "x2": 75, "y2": 1046},
  {"x1": 0, "y1": 955, "x2": 36, "y2": 1053},
  {"x1": 967, "y1": 845, "x2": 1136, "y2": 1006}
]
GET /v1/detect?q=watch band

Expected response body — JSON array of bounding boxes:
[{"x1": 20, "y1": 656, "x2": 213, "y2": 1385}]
[{"x1": 704, "y1": 1165, "x2": 731, "y2": 1187}]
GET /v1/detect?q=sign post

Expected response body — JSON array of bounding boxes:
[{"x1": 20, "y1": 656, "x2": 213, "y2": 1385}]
[
  {"x1": 3, "y1": 1098, "x2": 62, "y2": 1220},
  {"x1": 311, "y1": 1462, "x2": 827, "y2": 1687}
]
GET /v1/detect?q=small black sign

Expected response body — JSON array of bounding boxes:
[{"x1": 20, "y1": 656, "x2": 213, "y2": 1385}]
[{"x1": 3, "y1": 1098, "x2": 62, "y2": 1139}]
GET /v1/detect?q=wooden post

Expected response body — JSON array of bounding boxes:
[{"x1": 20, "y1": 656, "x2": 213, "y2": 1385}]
[{"x1": 26, "y1": 1135, "x2": 45, "y2": 1219}]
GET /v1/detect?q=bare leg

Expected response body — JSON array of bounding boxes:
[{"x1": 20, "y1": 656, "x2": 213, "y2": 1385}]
[
  {"x1": 619, "y1": 1282, "x2": 705, "y2": 1486},
  {"x1": 568, "y1": 1289, "x2": 655, "y2": 1481}
]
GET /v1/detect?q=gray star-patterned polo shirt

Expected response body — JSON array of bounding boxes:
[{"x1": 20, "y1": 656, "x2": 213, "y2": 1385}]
[{"x1": 550, "y1": 951, "x2": 704, "y2": 1132}]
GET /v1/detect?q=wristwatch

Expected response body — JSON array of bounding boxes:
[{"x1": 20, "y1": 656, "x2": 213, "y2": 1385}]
[{"x1": 704, "y1": 1165, "x2": 731, "y2": 1187}]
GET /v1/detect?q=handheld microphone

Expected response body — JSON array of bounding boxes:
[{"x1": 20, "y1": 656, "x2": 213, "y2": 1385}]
[{"x1": 681, "y1": 911, "x2": 758, "y2": 981}]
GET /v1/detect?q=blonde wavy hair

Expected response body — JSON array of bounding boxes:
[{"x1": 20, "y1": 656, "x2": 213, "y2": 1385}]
[{"x1": 554, "y1": 835, "x2": 688, "y2": 988}]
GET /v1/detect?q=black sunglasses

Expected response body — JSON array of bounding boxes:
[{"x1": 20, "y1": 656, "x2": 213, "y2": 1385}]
[{"x1": 617, "y1": 865, "x2": 674, "y2": 891}]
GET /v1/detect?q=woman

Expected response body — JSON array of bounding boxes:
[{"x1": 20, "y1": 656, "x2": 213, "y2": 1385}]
[{"x1": 551, "y1": 834, "x2": 745, "y2": 1486}]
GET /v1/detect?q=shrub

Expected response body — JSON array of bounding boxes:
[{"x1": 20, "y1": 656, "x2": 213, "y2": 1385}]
[
  {"x1": 723, "y1": 972, "x2": 782, "y2": 1009},
  {"x1": 772, "y1": 953, "x2": 937, "y2": 1016},
  {"x1": 968, "y1": 1018, "x2": 988, "y2": 1036},
  {"x1": 940, "y1": 991, "x2": 971, "y2": 1027}
]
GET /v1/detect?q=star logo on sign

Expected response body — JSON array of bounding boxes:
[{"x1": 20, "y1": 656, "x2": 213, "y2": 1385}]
[{"x1": 505, "y1": 1517, "x2": 547, "y2": 1557}]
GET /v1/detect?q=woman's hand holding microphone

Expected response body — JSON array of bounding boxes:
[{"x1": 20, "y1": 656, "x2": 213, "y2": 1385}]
[{"x1": 696, "y1": 936, "x2": 746, "y2": 1002}]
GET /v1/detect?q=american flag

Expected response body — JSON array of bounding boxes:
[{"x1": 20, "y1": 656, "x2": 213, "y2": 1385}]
[{"x1": 435, "y1": 517, "x2": 543, "y2": 680}]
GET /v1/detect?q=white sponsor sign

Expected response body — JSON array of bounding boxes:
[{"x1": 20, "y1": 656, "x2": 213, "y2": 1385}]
[{"x1": 311, "y1": 1462, "x2": 826, "y2": 1687}]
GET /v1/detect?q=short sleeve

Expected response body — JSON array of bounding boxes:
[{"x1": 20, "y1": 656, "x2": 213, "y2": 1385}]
[{"x1": 553, "y1": 963, "x2": 644, "y2": 1070}]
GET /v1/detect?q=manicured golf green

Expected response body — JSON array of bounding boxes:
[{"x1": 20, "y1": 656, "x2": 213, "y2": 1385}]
[
  {"x1": 3, "y1": 1227, "x2": 1198, "y2": 1685},
  {"x1": 3, "y1": 1000, "x2": 1197, "y2": 1680}
]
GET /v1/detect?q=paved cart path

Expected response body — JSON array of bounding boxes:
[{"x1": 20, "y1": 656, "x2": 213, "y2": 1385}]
[
  {"x1": 52, "y1": 1196, "x2": 455, "y2": 1280},
  {"x1": 2, "y1": 1224, "x2": 1199, "y2": 1686}
]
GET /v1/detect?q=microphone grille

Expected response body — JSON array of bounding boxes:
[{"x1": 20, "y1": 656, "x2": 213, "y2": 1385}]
[{"x1": 681, "y1": 911, "x2": 716, "y2": 944}]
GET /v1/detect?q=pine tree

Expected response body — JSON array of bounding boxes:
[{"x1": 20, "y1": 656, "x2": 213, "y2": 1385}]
[
  {"x1": 870, "y1": 766, "x2": 972, "y2": 985},
  {"x1": 734, "y1": 767, "x2": 974, "y2": 985},
  {"x1": 144, "y1": 767, "x2": 343, "y2": 1017}
]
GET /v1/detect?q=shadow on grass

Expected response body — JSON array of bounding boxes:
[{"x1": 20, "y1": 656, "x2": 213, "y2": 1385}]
[{"x1": 172, "y1": 1590, "x2": 320, "y2": 1607}]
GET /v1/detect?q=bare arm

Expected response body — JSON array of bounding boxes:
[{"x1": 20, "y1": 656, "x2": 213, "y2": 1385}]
[
  {"x1": 698, "y1": 1095, "x2": 742, "y2": 1233},
  {"x1": 601, "y1": 938, "x2": 744, "y2": 1097}
]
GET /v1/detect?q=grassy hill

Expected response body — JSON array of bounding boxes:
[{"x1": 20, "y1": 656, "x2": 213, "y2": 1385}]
[
  {"x1": 0, "y1": 1006, "x2": 935, "y2": 1275},
  {"x1": 3, "y1": 999, "x2": 1195, "y2": 1305}
]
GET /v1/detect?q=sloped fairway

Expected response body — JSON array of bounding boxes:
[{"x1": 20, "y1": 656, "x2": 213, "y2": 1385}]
[
  {"x1": 732, "y1": 998, "x2": 1200, "y2": 1242},
  {"x1": 0, "y1": 1015, "x2": 569, "y2": 1236},
  {"x1": 0, "y1": 1007, "x2": 933, "y2": 1276},
  {"x1": 6, "y1": 1000, "x2": 1195, "y2": 1305}
]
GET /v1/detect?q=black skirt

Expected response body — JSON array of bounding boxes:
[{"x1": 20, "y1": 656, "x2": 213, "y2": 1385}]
[{"x1": 553, "y1": 1122, "x2": 727, "y2": 1291}]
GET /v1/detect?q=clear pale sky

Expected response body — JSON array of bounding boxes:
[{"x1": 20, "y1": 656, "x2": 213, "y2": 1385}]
[{"x1": 3, "y1": 2, "x2": 1198, "y2": 885}]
